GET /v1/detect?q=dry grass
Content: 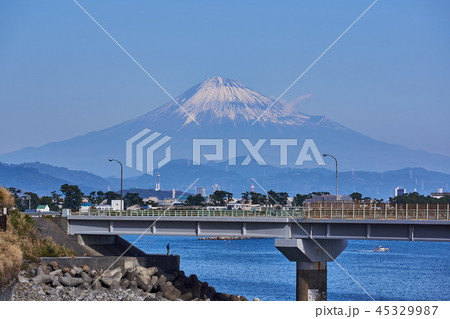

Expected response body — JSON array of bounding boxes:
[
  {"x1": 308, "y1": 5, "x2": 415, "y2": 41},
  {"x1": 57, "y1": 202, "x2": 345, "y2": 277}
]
[
  {"x1": 0, "y1": 232, "x2": 23, "y2": 287},
  {"x1": 7, "y1": 210, "x2": 74, "y2": 261},
  {"x1": 0, "y1": 210, "x2": 74, "y2": 288},
  {"x1": 0, "y1": 187, "x2": 14, "y2": 210}
]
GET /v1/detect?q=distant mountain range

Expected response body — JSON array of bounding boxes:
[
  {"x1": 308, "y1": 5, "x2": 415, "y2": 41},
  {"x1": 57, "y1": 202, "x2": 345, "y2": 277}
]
[
  {"x1": 0, "y1": 162, "x2": 114, "y2": 195},
  {"x1": 1, "y1": 160, "x2": 449, "y2": 200},
  {"x1": 1, "y1": 76, "x2": 449, "y2": 178},
  {"x1": 1, "y1": 76, "x2": 449, "y2": 199}
]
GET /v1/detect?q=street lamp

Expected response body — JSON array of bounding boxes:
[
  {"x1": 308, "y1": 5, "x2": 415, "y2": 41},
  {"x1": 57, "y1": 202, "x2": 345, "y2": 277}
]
[
  {"x1": 323, "y1": 154, "x2": 338, "y2": 201},
  {"x1": 108, "y1": 158, "x2": 123, "y2": 211}
]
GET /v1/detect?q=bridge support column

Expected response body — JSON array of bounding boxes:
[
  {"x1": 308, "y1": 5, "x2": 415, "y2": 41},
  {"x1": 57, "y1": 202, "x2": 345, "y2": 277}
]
[{"x1": 275, "y1": 239, "x2": 347, "y2": 301}]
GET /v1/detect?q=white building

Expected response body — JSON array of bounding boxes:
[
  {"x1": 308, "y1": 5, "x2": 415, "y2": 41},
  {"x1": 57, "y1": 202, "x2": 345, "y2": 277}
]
[
  {"x1": 96, "y1": 205, "x2": 113, "y2": 211},
  {"x1": 431, "y1": 188, "x2": 450, "y2": 199},
  {"x1": 36, "y1": 205, "x2": 50, "y2": 212},
  {"x1": 196, "y1": 187, "x2": 206, "y2": 197},
  {"x1": 111, "y1": 200, "x2": 124, "y2": 211}
]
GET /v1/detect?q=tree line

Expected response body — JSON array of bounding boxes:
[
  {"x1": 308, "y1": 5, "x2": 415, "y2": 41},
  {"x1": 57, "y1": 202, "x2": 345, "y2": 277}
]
[
  {"x1": 6, "y1": 185, "x2": 150, "y2": 211},
  {"x1": 4, "y1": 185, "x2": 450, "y2": 212}
]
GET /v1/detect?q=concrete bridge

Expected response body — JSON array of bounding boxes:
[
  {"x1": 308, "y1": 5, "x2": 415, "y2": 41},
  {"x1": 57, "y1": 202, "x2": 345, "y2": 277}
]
[{"x1": 64, "y1": 204, "x2": 450, "y2": 301}]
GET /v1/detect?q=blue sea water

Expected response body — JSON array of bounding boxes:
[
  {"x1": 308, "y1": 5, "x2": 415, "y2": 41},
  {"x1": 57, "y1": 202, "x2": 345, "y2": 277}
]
[{"x1": 123, "y1": 235, "x2": 450, "y2": 301}]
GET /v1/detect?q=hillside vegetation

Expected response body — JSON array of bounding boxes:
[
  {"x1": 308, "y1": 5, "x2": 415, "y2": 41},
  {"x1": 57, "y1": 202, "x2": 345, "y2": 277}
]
[{"x1": 0, "y1": 187, "x2": 74, "y2": 291}]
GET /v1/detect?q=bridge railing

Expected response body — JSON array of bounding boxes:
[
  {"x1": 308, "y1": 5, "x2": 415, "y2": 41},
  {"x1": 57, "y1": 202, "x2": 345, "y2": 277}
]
[
  {"x1": 71, "y1": 208, "x2": 305, "y2": 218},
  {"x1": 303, "y1": 202, "x2": 450, "y2": 220},
  {"x1": 69, "y1": 203, "x2": 450, "y2": 221}
]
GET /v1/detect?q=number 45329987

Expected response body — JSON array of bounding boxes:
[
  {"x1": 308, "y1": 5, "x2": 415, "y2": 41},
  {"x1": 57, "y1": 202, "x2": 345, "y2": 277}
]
[{"x1": 375, "y1": 306, "x2": 438, "y2": 316}]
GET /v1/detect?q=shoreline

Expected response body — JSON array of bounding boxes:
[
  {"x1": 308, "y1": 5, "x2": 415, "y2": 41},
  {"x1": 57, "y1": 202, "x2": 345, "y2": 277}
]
[{"x1": 12, "y1": 259, "x2": 251, "y2": 301}]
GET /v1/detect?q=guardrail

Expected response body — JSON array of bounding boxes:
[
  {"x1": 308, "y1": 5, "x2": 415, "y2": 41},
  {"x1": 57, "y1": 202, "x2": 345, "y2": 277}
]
[
  {"x1": 69, "y1": 203, "x2": 450, "y2": 221},
  {"x1": 71, "y1": 209, "x2": 304, "y2": 218}
]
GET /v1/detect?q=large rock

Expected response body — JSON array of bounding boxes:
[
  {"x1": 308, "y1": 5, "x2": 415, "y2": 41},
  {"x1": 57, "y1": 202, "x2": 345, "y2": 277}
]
[
  {"x1": 79, "y1": 283, "x2": 90, "y2": 290},
  {"x1": 135, "y1": 266, "x2": 158, "y2": 285},
  {"x1": 159, "y1": 282, "x2": 171, "y2": 294},
  {"x1": 49, "y1": 269, "x2": 62, "y2": 277},
  {"x1": 36, "y1": 267, "x2": 46, "y2": 276},
  {"x1": 163, "y1": 287, "x2": 181, "y2": 301},
  {"x1": 72, "y1": 266, "x2": 83, "y2": 275},
  {"x1": 59, "y1": 277, "x2": 85, "y2": 287},
  {"x1": 150, "y1": 276, "x2": 158, "y2": 287},
  {"x1": 134, "y1": 275, "x2": 148, "y2": 291},
  {"x1": 180, "y1": 291, "x2": 193, "y2": 301},
  {"x1": 191, "y1": 282, "x2": 202, "y2": 299},
  {"x1": 120, "y1": 279, "x2": 130, "y2": 290},
  {"x1": 48, "y1": 261, "x2": 58, "y2": 270},
  {"x1": 129, "y1": 281, "x2": 138, "y2": 291},
  {"x1": 109, "y1": 280, "x2": 120, "y2": 290},
  {"x1": 165, "y1": 273, "x2": 176, "y2": 282},
  {"x1": 100, "y1": 272, "x2": 122, "y2": 288},
  {"x1": 214, "y1": 293, "x2": 230, "y2": 301},
  {"x1": 103, "y1": 267, "x2": 122, "y2": 278},
  {"x1": 88, "y1": 270, "x2": 98, "y2": 278},
  {"x1": 32, "y1": 275, "x2": 53, "y2": 284},
  {"x1": 157, "y1": 274, "x2": 167, "y2": 287},
  {"x1": 124, "y1": 269, "x2": 135, "y2": 281},
  {"x1": 81, "y1": 272, "x2": 92, "y2": 284},
  {"x1": 92, "y1": 279, "x2": 102, "y2": 290},
  {"x1": 173, "y1": 278, "x2": 185, "y2": 292},
  {"x1": 156, "y1": 291, "x2": 164, "y2": 300},
  {"x1": 52, "y1": 276, "x2": 62, "y2": 287}
]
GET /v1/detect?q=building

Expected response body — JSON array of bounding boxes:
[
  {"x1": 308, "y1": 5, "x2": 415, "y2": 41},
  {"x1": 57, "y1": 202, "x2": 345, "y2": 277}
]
[
  {"x1": 126, "y1": 204, "x2": 141, "y2": 211},
  {"x1": 36, "y1": 205, "x2": 50, "y2": 212},
  {"x1": 304, "y1": 195, "x2": 352, "y2": 204},
  {"x1": 395, "y1": 187, "x2": 406, "y2": 197},
  {"x1": 226, "y1": 202, "x2": 252, "y2": 211},
  {"x1": 96, "y1": 205, "x2": 113, "y2": 211},
  {"x1": 211, "y1": 184, "x2": 220, "y2": 193},
  {"x1": 111, "y1": 200, "x2": 124, "y2": 211},
  {"x1": 196, "y1": 187, "x2": 206, "y2": 197},
  {"x1": 431, "y1": 188, "x2": 450, "y2": 199},
  {"x1": 79, "y1": 203, "x2": 92, "y2": 213}
]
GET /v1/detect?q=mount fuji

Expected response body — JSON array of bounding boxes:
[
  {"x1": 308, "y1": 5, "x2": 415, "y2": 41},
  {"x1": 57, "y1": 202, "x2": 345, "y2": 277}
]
[{"x1": 1, "y1": 76, "x2": 450, "y2": 178}]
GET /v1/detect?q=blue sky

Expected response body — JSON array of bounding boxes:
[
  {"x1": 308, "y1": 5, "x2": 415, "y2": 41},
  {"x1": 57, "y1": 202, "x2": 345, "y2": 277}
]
[{"x1": 1, "y1": 0, "x2": 449, "y2": 156}]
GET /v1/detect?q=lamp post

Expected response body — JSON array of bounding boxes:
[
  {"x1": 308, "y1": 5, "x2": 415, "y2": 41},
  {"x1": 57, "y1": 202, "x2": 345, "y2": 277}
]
[
  {"x1": 108, "y1": 158, "x2": 123, "y2": 211},
  {"x1": 323, "y1": 154, "x2": 338, "y2": 201}
]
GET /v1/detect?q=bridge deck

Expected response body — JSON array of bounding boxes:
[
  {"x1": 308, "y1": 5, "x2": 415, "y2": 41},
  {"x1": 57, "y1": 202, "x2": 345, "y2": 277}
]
[{"x1": 67, "y1": 207, "x2": 450, "y2": 242}]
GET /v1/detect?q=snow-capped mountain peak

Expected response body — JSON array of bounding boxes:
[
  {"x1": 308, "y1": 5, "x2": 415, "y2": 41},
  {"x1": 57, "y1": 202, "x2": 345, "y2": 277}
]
[{"x1": 150, "y1": 76, "x2": 312, "y2": 125}]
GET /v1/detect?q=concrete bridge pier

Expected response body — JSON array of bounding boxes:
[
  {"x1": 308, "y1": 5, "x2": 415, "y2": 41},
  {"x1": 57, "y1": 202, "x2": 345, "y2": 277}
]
[{"x1": 275, "y1": 238, "x2": 348, "y2": 301}]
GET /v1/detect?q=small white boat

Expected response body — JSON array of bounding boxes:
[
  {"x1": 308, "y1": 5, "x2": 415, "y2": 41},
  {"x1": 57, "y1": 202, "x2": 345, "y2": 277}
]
[{"x1": 373, "y1": 245, "x2": 390, "y2": 252}]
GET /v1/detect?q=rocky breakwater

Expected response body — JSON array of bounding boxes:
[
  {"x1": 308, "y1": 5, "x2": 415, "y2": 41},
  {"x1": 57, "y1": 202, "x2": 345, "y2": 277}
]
[{"x1": 13, "y1": 261, "x2": 250, "y2": 301}]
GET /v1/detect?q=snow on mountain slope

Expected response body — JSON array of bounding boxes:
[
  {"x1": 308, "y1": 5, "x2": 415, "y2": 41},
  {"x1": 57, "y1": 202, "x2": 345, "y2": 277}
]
[{"x1": 142, "y1": 76, "x2": 315, "y2": 126}]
